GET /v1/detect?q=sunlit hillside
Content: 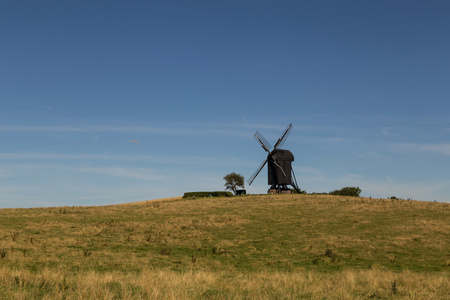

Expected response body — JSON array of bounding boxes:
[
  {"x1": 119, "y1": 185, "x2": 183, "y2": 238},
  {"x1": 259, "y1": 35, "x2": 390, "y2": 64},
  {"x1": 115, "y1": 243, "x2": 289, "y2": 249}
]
[{"x1": 0, "y1": 194, "x2": 449, "y2": 299}]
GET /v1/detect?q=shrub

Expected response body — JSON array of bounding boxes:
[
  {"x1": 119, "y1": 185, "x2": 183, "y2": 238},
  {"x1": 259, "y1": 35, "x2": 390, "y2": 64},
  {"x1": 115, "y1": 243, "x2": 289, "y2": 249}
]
[
  {"x1": 182, "y1": 191, "x2": 233, "y2": 199},
  {"x1": 329, "y1": 187, "x2": 361, "y2": 197}
]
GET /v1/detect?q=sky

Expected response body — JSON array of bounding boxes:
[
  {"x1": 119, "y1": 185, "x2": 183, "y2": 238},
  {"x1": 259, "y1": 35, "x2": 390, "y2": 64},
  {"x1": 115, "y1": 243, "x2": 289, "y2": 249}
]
[{"x1": 1, "y1": 1, "x2": 450, "y2": 208}]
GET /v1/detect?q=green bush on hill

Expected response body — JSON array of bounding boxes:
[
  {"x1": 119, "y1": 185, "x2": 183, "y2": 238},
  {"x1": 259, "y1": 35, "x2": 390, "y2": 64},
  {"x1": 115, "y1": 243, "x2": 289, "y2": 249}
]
[
  {"x1": 329, "y1": 186, "x2": 361, "y2": 197},
  {"x1": 183, "y1": 191, "x2": 233, "y2": 198}
]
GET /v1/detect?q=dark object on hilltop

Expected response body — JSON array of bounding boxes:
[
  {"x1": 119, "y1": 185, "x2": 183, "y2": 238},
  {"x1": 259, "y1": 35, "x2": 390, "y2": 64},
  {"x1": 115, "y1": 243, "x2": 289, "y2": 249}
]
[
  {"x1": 236, "y1": 189, "x2": 246, "y2": 195},
  {"x1": 183, "y1": 191, "x2": 233, "y2": 198},
  {"x1": 248, "y1": 123, "x2": 301, "y2": 194},
  {"x1": 329, "y1": 187, "x2": 361, "y2": 197},
  {"x1": 223, "y1": 172, "x2": 245, "y2": 195}
]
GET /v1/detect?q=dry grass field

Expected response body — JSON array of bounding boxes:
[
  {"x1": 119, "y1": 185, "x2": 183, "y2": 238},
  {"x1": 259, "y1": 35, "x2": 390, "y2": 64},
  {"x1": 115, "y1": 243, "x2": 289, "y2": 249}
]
[{"x1": 0, "y1": 194, "x2": 449, "y2": 299}]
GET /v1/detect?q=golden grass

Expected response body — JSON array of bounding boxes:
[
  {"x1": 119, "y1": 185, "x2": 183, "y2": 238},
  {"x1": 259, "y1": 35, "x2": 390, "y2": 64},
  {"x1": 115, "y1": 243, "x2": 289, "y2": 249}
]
[
  {"x1": 0, "y1": 194, "x2": 449, "y2": 298},
  {"x1": 0, "y1": 267, "x2": 448, "y2": 299},
  {"x1": 117, "y1": 196, "x2": 183, "y2": 206}
]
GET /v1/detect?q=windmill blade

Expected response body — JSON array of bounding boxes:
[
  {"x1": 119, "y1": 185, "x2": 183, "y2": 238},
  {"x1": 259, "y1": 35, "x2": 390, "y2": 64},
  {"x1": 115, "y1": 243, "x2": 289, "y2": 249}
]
[
  {"x1": 273, "y1": 123, "x2": 292, "y2": 149},
  {"x1": 247, "y1": 158, "x2": 268, "y2": 185},
  {"x1": 254, "y1": 131, "x2": 272, "y2": 153}
]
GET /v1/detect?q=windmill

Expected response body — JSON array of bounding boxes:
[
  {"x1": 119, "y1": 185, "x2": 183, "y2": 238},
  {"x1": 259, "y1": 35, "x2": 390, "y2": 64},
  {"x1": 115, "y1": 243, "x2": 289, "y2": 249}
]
[{"x1": 247, "y1": 123, "x2": 301, "y2": 194}]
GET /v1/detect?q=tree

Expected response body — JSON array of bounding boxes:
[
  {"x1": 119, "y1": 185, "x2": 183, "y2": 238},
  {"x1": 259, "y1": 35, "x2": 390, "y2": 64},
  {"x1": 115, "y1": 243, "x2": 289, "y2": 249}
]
[{"x1": 223, "y1": 172, "x2": 245, "y2": 195}]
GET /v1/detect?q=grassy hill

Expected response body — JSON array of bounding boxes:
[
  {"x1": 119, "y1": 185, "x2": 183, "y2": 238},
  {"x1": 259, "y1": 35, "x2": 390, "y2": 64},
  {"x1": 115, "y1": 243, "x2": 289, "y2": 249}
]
[{"x1": 0, "y1": 194, "x2": 449, "y2": 299}]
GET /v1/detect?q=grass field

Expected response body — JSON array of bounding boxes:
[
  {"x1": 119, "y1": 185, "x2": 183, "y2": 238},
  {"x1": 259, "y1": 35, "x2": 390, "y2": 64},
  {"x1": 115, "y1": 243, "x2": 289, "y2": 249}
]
[{"x1": 0, "y1": 194, "x2": 449, "y2": 299}]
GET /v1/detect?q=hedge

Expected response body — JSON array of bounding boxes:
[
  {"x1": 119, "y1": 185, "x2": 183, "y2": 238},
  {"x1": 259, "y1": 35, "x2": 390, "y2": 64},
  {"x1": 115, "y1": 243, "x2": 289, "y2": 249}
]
[{"x1": 182, "y1": 191, "x2": 233, "y2": 198}]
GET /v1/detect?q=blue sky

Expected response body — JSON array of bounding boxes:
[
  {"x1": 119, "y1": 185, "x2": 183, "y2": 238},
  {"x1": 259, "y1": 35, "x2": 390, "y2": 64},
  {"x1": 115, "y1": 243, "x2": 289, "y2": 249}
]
[{"x1": 1, "y1": 1, "x2": 450, "y2": 207}]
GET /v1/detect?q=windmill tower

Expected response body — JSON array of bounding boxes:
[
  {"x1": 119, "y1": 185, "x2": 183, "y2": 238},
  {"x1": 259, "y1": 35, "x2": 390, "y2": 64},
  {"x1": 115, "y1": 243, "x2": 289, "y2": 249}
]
[{"x1": 248, "y1": 124, "x2": 301, "y2": 194}]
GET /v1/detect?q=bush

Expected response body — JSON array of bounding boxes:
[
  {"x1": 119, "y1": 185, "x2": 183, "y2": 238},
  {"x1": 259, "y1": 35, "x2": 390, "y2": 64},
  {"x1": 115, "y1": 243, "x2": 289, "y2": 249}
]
[
  {"x1": 182, "y1": 191, "x2": 233, "y2": 198},
  {"x1": 329, "y1": 187, "x2": 361, "y2": 197}
]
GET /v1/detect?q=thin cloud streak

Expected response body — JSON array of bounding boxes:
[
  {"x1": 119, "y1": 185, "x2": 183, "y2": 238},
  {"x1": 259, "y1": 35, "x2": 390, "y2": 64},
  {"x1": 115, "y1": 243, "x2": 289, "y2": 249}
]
[
  {"x1": 74, "y1": 167, "x2": 165, "y2": 182},
  {"x1": 390, "y1": 143, "x2": 450, "y2": 156},
  {"x1": 0, "y1": 152, "x2": 254, "y2": 167},
  {"x1": 0, "y1": 125, "x2": 201, "y2": 135},
  {"x1": 0, "y1": 163, "x2": 229, "y2": 208},
  {"x1": 0, "y1": 124, "x2": 249, "y2": 137},
  {"x1": 0, "y1": 122, "x2": 304, "y2": 138}
]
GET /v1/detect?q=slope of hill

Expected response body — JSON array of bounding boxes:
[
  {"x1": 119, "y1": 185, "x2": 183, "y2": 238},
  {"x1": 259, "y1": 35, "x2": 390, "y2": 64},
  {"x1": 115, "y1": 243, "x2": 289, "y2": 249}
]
[{"x1": 0, "y1": 194, "x2": 449, "y2": 299}]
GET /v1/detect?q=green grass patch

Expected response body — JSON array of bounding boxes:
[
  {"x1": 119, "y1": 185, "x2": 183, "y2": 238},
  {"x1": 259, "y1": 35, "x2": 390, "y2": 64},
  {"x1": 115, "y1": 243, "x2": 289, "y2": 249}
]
[{"x1": 0, "y1": 194, "x2": 449, "y2": 297}]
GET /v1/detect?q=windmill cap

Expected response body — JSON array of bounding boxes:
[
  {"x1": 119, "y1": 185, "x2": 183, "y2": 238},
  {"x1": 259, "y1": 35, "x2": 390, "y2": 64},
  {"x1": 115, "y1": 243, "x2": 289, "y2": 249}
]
[{"x1": 272, "y1": 149, "x2": 294, "y2": 161}]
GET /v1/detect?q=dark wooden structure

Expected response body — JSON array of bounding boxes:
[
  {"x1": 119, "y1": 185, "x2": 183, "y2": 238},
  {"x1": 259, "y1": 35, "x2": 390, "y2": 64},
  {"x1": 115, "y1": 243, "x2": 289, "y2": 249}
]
[{"x1": 248, "y1": 124, "x2": 300, "y2": 193}]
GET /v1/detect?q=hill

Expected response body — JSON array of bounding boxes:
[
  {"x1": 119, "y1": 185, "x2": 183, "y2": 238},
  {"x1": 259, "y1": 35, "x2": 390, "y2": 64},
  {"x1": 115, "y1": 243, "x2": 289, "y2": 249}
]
[{"x1": 0, "y1": 194, "x2": 449, "y2": 299}]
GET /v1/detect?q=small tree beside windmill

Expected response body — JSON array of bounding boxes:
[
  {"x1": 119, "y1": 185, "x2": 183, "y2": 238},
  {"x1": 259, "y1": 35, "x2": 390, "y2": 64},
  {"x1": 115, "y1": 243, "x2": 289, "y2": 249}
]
[
  {"x1": 248, "y1": 123, "x2": 301, "y2": 194},
  {"x1": 224, "y1": 172, "x2": 245, "y2": 195}
]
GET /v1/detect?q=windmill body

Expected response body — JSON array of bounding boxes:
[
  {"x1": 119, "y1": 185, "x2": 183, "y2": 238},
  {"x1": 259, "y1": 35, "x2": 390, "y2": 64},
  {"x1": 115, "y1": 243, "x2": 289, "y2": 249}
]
[
  {"x1": 268, "y1": 149, "x2": 294, "y2": 186},
  {"x1": 248, "y1": 124, "x2": 301, "y2": 193}
]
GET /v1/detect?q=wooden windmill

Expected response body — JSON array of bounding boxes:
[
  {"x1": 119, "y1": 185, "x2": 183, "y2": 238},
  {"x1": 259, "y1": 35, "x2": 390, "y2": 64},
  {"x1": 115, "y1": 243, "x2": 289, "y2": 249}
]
[{"x1": 248, "y1": 124, "x2": 300, "y2": 194}]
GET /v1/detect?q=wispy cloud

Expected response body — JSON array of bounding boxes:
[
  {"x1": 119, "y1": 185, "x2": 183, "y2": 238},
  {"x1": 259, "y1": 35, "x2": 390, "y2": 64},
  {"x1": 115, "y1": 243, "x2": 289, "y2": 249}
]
[
  {"x1": 0, "y1": 162, "x2": 228, "y2": 208},
  {"x1": 0, "y1": 121, "x2": 309, "y2": 139},
  {"x1": 0, "y1": 125, "x2": 188, "y2": 134},
  {"x1": 390, "y1": 143, "x2": 450, "y2": 156},
  {"x1": 0, "y1": 123, "x2": 251, "y2": 137},
  {"x1": 0, "y1": 152, "x2": 253, "y2": 168},
  {"x1": 74, "y1": 166, "x2": 164, "y2": 181}
]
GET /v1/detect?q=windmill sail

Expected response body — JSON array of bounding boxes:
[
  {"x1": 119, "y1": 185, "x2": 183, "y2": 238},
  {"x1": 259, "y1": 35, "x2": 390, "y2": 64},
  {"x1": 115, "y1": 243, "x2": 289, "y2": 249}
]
[
  {"x1": 248, "y1": 158, "x2": 268, "y2": 185},
  {"x1": 273, "y1": 123, "x2": 292, "y2": 150},
  {"x1": 254, "y1": 131, "x2": 272, "y2": 153}
]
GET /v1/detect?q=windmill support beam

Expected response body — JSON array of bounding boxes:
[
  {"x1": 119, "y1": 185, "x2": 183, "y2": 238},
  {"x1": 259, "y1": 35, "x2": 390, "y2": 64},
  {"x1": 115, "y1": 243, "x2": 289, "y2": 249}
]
[{"x1": 268, "y1": 185, "x2": 292, "y2": 194}]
